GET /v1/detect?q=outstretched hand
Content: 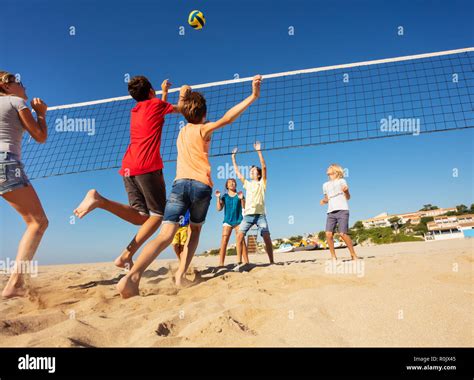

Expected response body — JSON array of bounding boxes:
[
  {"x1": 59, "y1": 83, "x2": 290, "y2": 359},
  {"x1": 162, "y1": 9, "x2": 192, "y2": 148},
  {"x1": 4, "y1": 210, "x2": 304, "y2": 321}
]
[
  {"x1": 179, "y1": 85, "x2": 191, "y2": 99},
  {"x1": 31, "y1": 98, "x2": 47, "y2": 116},
  {"x1": 231, "y1": 147, "x2": 238, "y2": 158},
  {"x1": 161, "y1": 79, "x2": 172, "y2": 92},
  {"x1": 254, "y1": 141, "x2": 261, "y2": 151},
  {"x1": 252, "y1": 75, "x2": 262, "y2": 98}
]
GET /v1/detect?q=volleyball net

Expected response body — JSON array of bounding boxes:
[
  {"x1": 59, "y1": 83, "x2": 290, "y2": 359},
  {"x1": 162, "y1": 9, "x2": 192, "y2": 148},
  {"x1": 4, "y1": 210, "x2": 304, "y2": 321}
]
[{"x1": 22, "y1": 47, "x2": 474, "y2": 180}]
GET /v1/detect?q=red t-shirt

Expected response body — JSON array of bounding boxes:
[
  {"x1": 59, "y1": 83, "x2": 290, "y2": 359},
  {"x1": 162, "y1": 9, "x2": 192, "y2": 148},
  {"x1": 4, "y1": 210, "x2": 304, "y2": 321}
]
[{"x1": 119, "y1": 98, "x2": 174, "y2": 176}]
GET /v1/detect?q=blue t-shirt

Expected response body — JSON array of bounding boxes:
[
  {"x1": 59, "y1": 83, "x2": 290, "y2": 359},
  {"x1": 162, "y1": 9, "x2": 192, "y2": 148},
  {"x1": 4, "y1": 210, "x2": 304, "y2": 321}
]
[
  {"x1": 179, "y1": 210, "x2": 190, "y2": 227},
  {"x1": 221, "y1": 193, "x2": 243, "y2": 226}
]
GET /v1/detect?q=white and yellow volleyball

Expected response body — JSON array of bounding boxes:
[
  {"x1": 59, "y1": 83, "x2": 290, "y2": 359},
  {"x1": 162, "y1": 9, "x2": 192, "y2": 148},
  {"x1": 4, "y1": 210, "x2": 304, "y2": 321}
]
[{"x1": 188, "y1": 10, "x2": 206, "y2": 30}]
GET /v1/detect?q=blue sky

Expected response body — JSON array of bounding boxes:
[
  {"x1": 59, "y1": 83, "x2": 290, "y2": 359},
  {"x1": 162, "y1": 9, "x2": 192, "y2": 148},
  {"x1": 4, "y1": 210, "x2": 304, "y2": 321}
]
[{"x1": 1, "y1": 0, "x2": 473, "y2": 264}]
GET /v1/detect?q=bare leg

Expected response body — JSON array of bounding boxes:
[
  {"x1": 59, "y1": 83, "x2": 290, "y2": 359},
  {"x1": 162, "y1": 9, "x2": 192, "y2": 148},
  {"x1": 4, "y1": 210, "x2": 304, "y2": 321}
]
[
  {"x1": 236, "y1": 232, "x2": 249, "y2": 264},
  {"x1": 218, "y1": 226, "x2": 232, "y2": 266},
  {"x1": 175, "y1": 224, "x2": 202, "y2": 287},
  {"x1": 326, "y1": 231, "x2": 337, "y2": 259},
  {"x1": 2, "y1": 186, "x2": 48, "y2": 298},
  {"x1": 262, "y1": 232, "x2": 275, "y2": 264},
  {"x1": 73, "y1": 189, "x2": 147, "y2": 225},
  {"x1": 117, "y1": 223, "x2": 178, "y2": 298},
  {"x1": 114, "y1": 216, "x2": 163, "y2": 269},
  {"x1": 339, "y1": 233, "x2": 358, "y2": 260},
  {"x1": 234, "y1": 226, "x2": 247, "y2": 263},
  {"x1": 173, "y1": 244, "x2": 183, "y2": 261}
]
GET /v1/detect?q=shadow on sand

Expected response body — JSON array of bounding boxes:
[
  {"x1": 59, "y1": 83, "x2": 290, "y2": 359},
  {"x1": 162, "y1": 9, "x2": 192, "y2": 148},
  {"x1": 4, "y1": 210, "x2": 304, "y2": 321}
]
[{"x1": 67, "y1": 255, "x2": 376, "y2": 290}]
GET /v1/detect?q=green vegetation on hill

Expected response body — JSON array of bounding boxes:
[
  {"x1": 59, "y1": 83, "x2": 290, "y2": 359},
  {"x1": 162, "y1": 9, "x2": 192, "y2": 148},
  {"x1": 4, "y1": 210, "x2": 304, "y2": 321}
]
[
  {"x1": 202, "y1": 203, "x2": 472, "y2": 254},
  {"x1": 208, "y1": 247, "x2": 237, "y2": 256},
  {"x1": 348, "y1": 227, "x2": 423, "y2": 245}
]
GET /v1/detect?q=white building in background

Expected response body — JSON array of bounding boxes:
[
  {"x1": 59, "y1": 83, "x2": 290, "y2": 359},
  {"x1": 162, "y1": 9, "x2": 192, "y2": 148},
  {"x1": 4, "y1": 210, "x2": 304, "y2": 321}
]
[
  {"x1": 425, "y1": 214, "x2": 474, "y2": 241},
  {"x1": 362, "y1": 207, "x2": 457, "y2": 229}
]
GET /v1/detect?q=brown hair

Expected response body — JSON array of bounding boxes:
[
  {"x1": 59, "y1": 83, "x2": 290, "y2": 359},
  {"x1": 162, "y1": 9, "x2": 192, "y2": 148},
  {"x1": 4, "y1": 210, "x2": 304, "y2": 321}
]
[
  {"x1": 0, "y1": 71, "x2": 16, "y2": 94},
  {"x1": 128, "y1": 75, "x2": 153, "y2": 102},
  {"x1": 225, "y1": 178, "x2": 237, "y2": 190},
  {"x1": 252, "y1": 165, "x2": 262, "y2": 181},
  {"x1": 181, "y1": 91, "x2": 207, "y2": 124}
]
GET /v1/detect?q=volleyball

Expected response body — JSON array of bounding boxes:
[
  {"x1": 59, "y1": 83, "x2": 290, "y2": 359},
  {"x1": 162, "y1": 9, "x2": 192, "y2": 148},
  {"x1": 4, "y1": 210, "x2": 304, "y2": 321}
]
[{"x1": 188, "y1": 10, "x2": 206, "y2": 30}]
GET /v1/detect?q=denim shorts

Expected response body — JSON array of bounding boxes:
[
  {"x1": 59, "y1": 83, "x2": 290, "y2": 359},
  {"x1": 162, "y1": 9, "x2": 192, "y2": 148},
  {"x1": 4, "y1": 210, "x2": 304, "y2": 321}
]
[
  {"x1": 0, "y1": 151, "x2": 30, "y2": 196},
  {"x1": 326, "y1": 210, "x2": 350, "y2": 233},
  {"x1": 239, "y1": 214, "x2": 270, "y2": 236},
  {"x1": 163, "y1": 179, "x2": 212, "y2": 225}
]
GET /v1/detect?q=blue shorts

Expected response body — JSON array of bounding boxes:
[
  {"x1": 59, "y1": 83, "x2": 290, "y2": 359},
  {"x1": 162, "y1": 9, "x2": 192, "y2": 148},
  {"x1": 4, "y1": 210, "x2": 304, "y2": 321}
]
[
  {"x1": 326, "y1": 210, "x2": 350, "y2": 233},
  {"x1": 0, "y1": 152, "x2": 30, "y2": 196},
  {"x1": 239, "y1": 214, "x2": 270, "y2": 236},
  {"x1": 163, "y1": 179, "x2": 212, "y2": 225}
]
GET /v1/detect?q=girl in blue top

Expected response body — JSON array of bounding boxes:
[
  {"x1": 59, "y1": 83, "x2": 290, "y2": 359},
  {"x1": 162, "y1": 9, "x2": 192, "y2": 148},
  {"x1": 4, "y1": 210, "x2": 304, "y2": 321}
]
[{"x1": 215, "y1": 178, "x2": 248, "y2": 266}]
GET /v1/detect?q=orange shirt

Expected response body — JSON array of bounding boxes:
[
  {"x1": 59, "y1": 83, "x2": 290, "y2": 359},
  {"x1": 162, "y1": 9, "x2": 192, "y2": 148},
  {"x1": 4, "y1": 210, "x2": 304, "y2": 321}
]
[{"x1": 175, "y1": 124, "x2": 213, "y2": 188}]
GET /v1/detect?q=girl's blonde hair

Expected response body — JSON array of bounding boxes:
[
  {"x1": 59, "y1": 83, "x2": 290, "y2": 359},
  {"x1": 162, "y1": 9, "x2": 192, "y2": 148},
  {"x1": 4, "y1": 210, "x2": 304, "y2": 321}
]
[
  {"x1": 0, "y1": 71, "x2": 16, "y2": 94},
  {"x1": 328, "y1": 164, "x2": 344, "y2": 179}
]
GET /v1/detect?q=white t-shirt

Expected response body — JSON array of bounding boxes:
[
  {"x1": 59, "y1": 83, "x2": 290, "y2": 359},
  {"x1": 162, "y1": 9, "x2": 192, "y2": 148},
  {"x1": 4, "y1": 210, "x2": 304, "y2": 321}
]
[
  {"x1": 243, "y1": 179, "x2": 266, "y2": 215},
  {"x1": 323, "y1": 178, "x2": 349, "y2": 213}
]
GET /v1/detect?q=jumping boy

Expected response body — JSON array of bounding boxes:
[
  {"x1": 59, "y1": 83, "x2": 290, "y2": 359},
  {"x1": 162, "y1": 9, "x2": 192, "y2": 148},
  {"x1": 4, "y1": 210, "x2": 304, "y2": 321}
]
[
  {"x1": 320, "y1": 163, "x2": 358, "y2": 260},
  {"x1": 232, "y1": 142, "x2": 274, "y2": 264},
  {"x1": 73, "y1": 76, "x2": 187, "y2": 269},
  {"x1": 117, "y1": 75, "x2": 263, "y2": 298}
]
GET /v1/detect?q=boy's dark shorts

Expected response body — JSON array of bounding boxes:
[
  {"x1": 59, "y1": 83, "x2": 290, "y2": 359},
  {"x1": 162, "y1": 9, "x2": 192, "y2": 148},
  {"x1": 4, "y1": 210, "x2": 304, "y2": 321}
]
[
  {"x1": 123, "y1": 169, "x2": 166, "y2": 217},
  {"x1": 326, "y1": 210, "x2": 350, "y2": 233}
]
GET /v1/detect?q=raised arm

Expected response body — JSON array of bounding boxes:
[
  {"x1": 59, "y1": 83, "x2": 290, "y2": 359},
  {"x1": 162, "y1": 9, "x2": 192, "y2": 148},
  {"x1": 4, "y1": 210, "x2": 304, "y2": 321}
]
[
  {"x1": 215, "y1": 190, "x2": 224, "y2": 211},
  {"x1": 201, "y1": 75, "x2": 262, "y2": 140},
  {"x1": 161, "y1": 79, "x2": 171, "y2": 102},
  {"x1": 231, "y1": 148, "x2": 245, "y2": 183},
  {"x1": 18, "y1": 98, "x2": 48, "y2": 143},
  {"x1": 254, "y1": 142, "x2": 267, "y2": 182},
  {"x1": 238, "y1": 191, "x2": 246, "y2": 209},
  {"x1": 161, "y1": 80, "x2": 191, "y2": 113}
]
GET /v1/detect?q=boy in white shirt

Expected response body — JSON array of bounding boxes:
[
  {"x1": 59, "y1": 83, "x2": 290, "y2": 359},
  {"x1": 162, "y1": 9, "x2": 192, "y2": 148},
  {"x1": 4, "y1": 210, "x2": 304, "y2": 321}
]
[{"x1": 320, "y1": 164, "x2": 358, "y2": 260}]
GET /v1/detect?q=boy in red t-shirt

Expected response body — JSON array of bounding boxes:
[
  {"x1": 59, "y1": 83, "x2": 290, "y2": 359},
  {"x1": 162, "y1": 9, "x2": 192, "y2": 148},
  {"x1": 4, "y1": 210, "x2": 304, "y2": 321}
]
[{"x1": 73, "y1": 76, "x2": 187, "y2": 270}]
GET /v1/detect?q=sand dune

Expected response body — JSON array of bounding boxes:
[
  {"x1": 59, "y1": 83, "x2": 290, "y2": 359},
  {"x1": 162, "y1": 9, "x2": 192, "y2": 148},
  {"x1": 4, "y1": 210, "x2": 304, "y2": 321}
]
[{"x1": 1, "y1": 239, "x2": 472, "y2": 347}]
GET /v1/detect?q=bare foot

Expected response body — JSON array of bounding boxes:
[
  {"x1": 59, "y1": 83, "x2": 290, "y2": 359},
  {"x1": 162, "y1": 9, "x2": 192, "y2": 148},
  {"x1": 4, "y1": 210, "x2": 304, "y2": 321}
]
[
  {"x1": 175, "y1": 271, "x2": 193, "y2": 288},
  {"x1": 2, "y1": 283, "x2": 27, "y2": 299},
  {"x1": 73, "y1": 189, "x2": 102, "y2": 219},
  {"x1": 114, "y1": 254, "x2": 134, "y2": 270},
  {"x1": 117, "y1": 274, "x2": 140, "y2": 299}
]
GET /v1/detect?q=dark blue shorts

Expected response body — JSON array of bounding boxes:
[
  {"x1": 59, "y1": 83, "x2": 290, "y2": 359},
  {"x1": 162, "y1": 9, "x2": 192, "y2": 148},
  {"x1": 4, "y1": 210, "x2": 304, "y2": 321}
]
[
  {"x1": 326, "y1": 210, "x2": 350, "y2": 233},
  {"x1": 163, "y1": 179, "x2": 212, "y2": 225}
]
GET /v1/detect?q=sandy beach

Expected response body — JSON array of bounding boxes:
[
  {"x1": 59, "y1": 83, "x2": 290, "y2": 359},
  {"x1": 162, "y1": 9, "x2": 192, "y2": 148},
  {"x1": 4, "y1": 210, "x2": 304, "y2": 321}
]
[{"x1": 0, "y1": 239, "x2": 472, "y2": 347}]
